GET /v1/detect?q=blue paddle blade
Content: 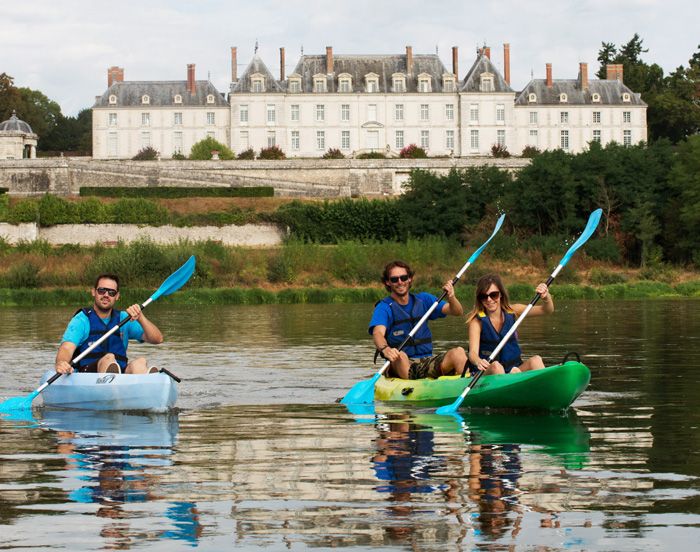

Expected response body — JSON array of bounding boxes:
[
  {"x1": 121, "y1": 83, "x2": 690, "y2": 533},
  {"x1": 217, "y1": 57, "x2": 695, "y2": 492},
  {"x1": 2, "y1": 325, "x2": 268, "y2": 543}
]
[
  {"x1": 560, "y1": 209, "x2": 602, "y2": 267},
  {"x1": 467, "y1": 213, "x2": 505, "y2": 264},
  {"x1": 0, "y1": 391, "x2": 37, "y2": 414},
  {"x1": 150, "y1": 256, "x2": 196, "y2": 301},
  {"x1": 340, "y1": 372, "x2": 381, "y2": 405},
  {"x1": 435, "y1": 401, "x2": 459, "y2": 416}
]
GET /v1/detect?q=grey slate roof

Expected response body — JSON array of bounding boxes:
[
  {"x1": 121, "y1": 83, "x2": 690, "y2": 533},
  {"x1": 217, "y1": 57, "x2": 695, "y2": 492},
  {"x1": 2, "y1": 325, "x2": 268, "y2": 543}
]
[
  {"x1": 230, "y1": 55, "x2": 285, "y2": 93},
  {"x1": 515, "y1": 79, "x2": 646, "y2": 106},
  {"x1": 93, "y1": 81, "x2": 228, "y2": 107},
  {"x1": 0, "y1": 111, "x2": 35, "y2": 134},
  {"x1": 460, "y1": 54, "x2": 513, "y2": 93}
]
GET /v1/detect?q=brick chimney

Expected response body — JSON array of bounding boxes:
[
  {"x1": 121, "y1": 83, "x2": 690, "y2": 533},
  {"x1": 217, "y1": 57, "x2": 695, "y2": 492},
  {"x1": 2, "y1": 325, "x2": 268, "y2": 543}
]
[
  {"x1": 280, "y1": 47, "x2": 286, "y2": 81},
  {"x1": 187, "y1": 64, "x2": 196, "y2": 95},
  {"x1": 107, "y1": 66, "x2": 124, "y2": 87},
  {"x1": 406, "y1": 45, "x2": 413, "y2": 75},
  {"x1": 546, "y1": 63, "x2": 553, "y2": 88},
  {"x1": 326, "y1": 46, "x2": 333, "y2": 74},
  {"x1": 579, "y1": 62, "x2": 589, "y2": 90},
  {"x1": 503, "y1": 43, "x2": 511, "y2": 85},
  {"x1": 452, "y1": 46, "x2": 459, "y2": 78},
  {"x1": 606, "y1": 63, "x2": 624, "y2": 83},
  {"x1": 484, "y1": 47, "x2": 491, "y2": 59},
  {"x1": 231, "y1": 47, "x2": 237, "y2": 81}
]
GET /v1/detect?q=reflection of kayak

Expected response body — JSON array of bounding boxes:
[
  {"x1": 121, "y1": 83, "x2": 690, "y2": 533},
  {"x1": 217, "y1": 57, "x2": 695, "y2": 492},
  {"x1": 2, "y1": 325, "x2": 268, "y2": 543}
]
[
  {"x1": 374, "y1": 361, "x2": 590, "y2": 411},
  {"x1": 39, "y1": 370, "x2": 178, "y2": 412}
]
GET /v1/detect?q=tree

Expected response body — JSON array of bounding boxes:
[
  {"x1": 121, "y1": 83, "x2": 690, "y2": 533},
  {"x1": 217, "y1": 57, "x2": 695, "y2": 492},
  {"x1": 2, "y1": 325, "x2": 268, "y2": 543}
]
[
  {"x1": 17, "y1": 87, "x2": 62, "y2": 139},
  {"x1": 0, "y1": 73, "x2": 23, "y2": 122},
  {"x1": 189, "y1": 136, "x2": 234, "y2": 160}
]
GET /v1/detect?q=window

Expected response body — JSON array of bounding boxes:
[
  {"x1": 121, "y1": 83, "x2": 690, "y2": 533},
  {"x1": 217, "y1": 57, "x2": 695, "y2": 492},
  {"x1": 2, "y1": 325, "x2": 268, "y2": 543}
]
[
  {"x1": 141, "y1": 95, "x2": 150, "y2": 104},
  {"x1": 496, "y1": 104, "x2": 505, "y2": 122},
  {"x1": 622, "y1": 93, "x2": 631, "y2": 102},
  {"x1": 267, "y1": 131, "x2": 276, "y2": 147},
  {"x1": 267, "y1": 104, "x2": 276, "y2": 124},
  {"x1": 418, "y1": 77, "x2": 431, "y2": 93},
  {"x1": 173, "y1": 131, "x2": 183, "y2": 154},
  {"x1": 446, "y1": 130, "x2": 454, "y2": 150},
  {"x1": 592, "y1": 129, "x2": 601, "y2": 143},
  {"x1": 207, "y1": 94, "x2": 215, "y2": 104},
  {"x1": 395, "y1": 130, "x2": 404, "y2": 149},
  {"x1": 240, "y1": 105, "x2": 249, "y2": 123},
  {"x1": 341, "y1": 104, "x2": 350, "y2": 122},
  {"x1": 443, "y1": 77, "x2": 455, "y2": 92},
  {"x1": 470, "y1": 129, "x2": 479, "y2": 150},
  {"x1": 395, "y1": 104, "x2": 404, "y2": 121},
  {"x1": 470, "y1": 104, "x2": 479, "y2": 123},
  {"x1": 141, "y1": 113, "x2": 150, "y2": 126},
  {"x1": 240, "y1": 131, "x2": 249, "y2": 149},
  {"x1": 339, "y1": 77, "x2": 352, "y2": 93},
  {"x1": 421, "y1": 130, "x2": 429, "y2": 149},
  {"x1": 174, "y1": 94, "x2": 182, "y2": 104},
  {"x1": 207, "y1": 112, "x2": 215, "y2": 125},
  {"x1": 560, "y1": 111, "x2": 569, "y2": 124},
  {"x1": 559, "y1": 93, "x2": 568, "y2": 103},
  {"x1": 108, "y1": 113, "x2": 117, "y2": 126},
  {"x1": 141, "y1": 131, "x2": 151, "y2": 148},
  {"x1": 592, "y1": 93, "x2": 601, "y2": 103},
  {"x1": 291, "y1": 131, "x2": 300, "y2": 151},
  {"x1": 173, "y1": 112, "x2": 182, "y2": 125},
  {"x1": 623, "y1": 111, "x2": 631, "y2": 123},
  {"x1": 341, "y1": 130, "x2": 350, "y2": 150},
  {"x1": 365, "y1": 75, "x2": 379, "y2": 93},
  {"x1": 316, "y1": 130, "x2": 325, "y2": 150},
  {"x1": 108, "y1": 132, "x2": 118, "y2": 156},
  {"x1": 480, "y1": 75, "x2": 494, "y2": 92},
  {"x1": 623, "y1": 130, "x2": 632, "y2": 146},
  {"x1": 528, "y1": 93, "x2": 537, "y2": 103},
  {"x1": 314, "y1": 78, "x2": 327, "y2": 93},
  {"x1": 529, "y1": 129, "x2": 538, "y2": 147},
  {"x1": 392, "y1": 76, "x2": 406, "y2": 93},
  {"x1": 529, "y1": 111, "x2": 538, "y2": 124},
  {"x1": 497, "y1": 129, "x2": 506, "y2": 147},
  {"x1": 445, "y1": 104, "x2": 454, "y2": 121},
  {"x1": 316, "y1": 104, "x2": 325, "y2": 122},
  {"x1": 420, "y1": 104, "x2": 429, "y2": 121},
  {"x1": 560, "y1": 130, "x2": 569, "y2": 150},
  {"x1": 291, "y1": 104, "x2": 300, "y2": 122},
  {"x1": 289, "y1": 79, "x2": 301, "y2": 93},
  {"x1": 252, "y1": 77, "x2": 264, "y2": 93},
  {"x1": 367, "y1": 130, "x2": 379, "y2": 149},
  {"x1": 593, "y1": 111, "x2": 601, "y2": 124},
  {"x1": 367, "y1": 104, "x2": 377, "y2": 121},
  {"x1": 108, "y1": 94, "x2": 117, "y2": 105}
]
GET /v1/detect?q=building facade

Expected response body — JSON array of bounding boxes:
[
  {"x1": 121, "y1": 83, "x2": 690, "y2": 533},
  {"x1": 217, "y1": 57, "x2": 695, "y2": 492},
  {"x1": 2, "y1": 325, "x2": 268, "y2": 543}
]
[{"x1": 92, "y1": 45, "x2": 647, "y2": 159}]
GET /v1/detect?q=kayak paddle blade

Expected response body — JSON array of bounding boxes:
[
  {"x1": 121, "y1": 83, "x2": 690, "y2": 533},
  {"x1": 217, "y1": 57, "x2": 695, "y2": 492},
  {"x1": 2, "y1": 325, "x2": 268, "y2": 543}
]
[
  {"x1": 340, "y1": 372, "x2": 381, "y2": 405},
  {"x1": 435, "y1": 399, "x2": 461, "y2": 416},
  {"x1": 467, "y1": 213, "x2": 505, "y2": 264},
  {"x1": 150, "y1": 256, "x2": 196, "y2": 302},
  {"x1": 560, "y1": 208, "x2": 602, "y2": 267},
  {"x1": 0, "y1": 391, "x2": 38, "y2": 414}
]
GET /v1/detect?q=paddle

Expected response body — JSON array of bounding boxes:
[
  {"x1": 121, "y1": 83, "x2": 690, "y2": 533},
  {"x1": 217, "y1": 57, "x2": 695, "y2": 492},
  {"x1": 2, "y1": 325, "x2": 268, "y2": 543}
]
[
  {"x1": 340, "y1": 213, "x2": 506, "y2": 405},
  {"x1": 435, "y1": 208, "x2": 602, "y2": 416},
  {"x1": 0, "y1": 255, "x2": 197, "y2": 414}
]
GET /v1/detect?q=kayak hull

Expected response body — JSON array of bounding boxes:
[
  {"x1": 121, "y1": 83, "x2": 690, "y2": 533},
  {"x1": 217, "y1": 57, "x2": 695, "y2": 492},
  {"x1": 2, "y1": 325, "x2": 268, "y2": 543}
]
[
  {"x1": 374, "y1": 361, "x2": 590, "y2": 411},
  {"x1": 39, "y1": 370, "x2": 178, "y2": 412}
]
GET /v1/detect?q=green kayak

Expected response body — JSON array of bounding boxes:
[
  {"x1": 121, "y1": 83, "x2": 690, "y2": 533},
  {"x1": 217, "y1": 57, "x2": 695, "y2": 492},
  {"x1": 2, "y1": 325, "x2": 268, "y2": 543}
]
[{"x1": 374, "y1": 361, "x2": 590, "y2": 411}]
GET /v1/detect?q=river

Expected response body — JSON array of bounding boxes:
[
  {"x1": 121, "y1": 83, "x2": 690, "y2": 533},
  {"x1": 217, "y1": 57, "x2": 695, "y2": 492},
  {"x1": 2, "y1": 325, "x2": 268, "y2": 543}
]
[{"x1": 1, "y1": 300, "x2": 699, "y2": 550}]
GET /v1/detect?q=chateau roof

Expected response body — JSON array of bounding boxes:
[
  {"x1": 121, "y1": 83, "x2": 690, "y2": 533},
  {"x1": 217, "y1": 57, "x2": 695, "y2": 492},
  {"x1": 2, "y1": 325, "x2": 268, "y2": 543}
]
[
  {"x1": 0, "y1": 111, "x2": 36, "y2": 135},
  {"x1": 515, "y1": 79, "x2": 646, "y2": 105},
  {"x1": 230, "y1": 55, "x2": 285, "y2": 93},
  {"x1": 460, "y1": 53, "x2": 513, "y2": 93},
  {"x1": 93, "y1": 81, "x2": 228, "y2": 107}
]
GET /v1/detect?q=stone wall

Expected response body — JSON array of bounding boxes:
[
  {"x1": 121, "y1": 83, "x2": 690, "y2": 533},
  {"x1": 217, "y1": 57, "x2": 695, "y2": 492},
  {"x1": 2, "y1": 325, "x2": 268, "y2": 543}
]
[{"x1": 0, "y1": 157, "x2": 529, "y2": 197}]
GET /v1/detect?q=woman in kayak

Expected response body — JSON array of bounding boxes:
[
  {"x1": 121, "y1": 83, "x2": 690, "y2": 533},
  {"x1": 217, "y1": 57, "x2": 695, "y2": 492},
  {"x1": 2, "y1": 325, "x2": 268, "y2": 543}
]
[{"x1": 466, "y1": 274, "x2": 553, "y2": 375}]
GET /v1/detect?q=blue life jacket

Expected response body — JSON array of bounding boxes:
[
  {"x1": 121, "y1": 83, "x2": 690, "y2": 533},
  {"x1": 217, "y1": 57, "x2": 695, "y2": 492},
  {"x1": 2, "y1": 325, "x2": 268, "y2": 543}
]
[
  {"x1": 72, "y1": 308, "x2": 128, "y2": 369},
  {"x1": 381, "y1": 294, "x2": 433, "y2": 359},
  {"x1": 476, "y1": 309, "x2": 523, "y2": 371}
]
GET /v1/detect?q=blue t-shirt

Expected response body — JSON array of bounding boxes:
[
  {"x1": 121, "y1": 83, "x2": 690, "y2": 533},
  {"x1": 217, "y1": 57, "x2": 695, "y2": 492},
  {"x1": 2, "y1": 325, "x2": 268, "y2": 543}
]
[
  {"x1": 61, "y1": 310, "x2": 145, "y2": 351},
  {"x1": 368, "y1": 292, "x2": 447, "y2": 335}
]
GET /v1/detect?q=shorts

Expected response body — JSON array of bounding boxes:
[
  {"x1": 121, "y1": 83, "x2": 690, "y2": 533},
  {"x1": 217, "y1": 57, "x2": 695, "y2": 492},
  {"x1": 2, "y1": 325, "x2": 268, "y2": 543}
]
[{"x1": 388, "y1": 353, "x2": 446, "y2": 380}]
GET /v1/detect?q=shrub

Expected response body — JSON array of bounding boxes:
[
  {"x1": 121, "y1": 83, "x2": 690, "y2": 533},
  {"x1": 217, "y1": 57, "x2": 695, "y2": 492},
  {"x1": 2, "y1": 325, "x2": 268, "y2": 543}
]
[
  {"x1": 38, "y1": 194, "x2": 78, "y2": 225},
  {"x1": 491, "y1": 144, "x2": 511, "y2": 158},
  {"x1": 520, "y1": 146, "x2": 541, "y2": 158},
  {"x1": 132, "y1": 146, "x2": 159, "y2": 160},
  {"x1": 356, "y1": 151, "x2": 386, "y2": 159},
  {"x1": 80, "y1": 186, "x2": 273, "y2": 199},
  {"x1": 109, "y1": 198, "x2": 169, "y2": 225},
  {"x1": 258, "y1": 146, "x2": 286, "y2": 160},
  {"x1": 171, "y1": 152, "x2": 187, "y2": 160},
  {"x1": 399, "y1": 144, "x2": 427, "y2": 159},
  {"x1": 585, "y1": 236, "x2": 622, "y2": 263},
  {"x1": 75, "y1": 197, "x2": 112, "y2": 223},
  {"x1": 6, "y1": 199, "x2": 39, "y2": 223},
  {"x1": 322, "y1": 148, "x2": 345, "y2": 159},
  {"x1": 189, "y1": 137, "x2": 235, "y2": 160},
  {"x1": 0, "y1": 194, "x2": 9, "y2": 220},
  {"x1": 589, "y1": 267, "x2": 627, "y2": 285},
  {"x1": 4, "y1": 261, "x2": 40, "y2": 288},
  {"x1": 237, "y1": 148, "x2": 256, "y2": 160},
  {"x1": 0, "y1": 187, "x2": 8, "y2": 195}
]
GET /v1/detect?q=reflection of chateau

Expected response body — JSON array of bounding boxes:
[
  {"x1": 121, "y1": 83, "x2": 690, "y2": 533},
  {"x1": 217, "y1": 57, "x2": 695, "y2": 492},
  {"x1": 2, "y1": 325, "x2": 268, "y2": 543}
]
[
  {"x1": 0, "y1": 111, "x2": 38, "y2": 159},
  {"x1": 92, "y1": 44, "x2": 647, "y2": 159}
]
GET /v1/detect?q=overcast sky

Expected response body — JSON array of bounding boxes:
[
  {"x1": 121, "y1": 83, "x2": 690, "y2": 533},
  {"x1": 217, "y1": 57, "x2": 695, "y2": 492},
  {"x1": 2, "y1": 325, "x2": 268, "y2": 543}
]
[{"x1": 1, "y1": 0, "x2": 697, "y2": 116}]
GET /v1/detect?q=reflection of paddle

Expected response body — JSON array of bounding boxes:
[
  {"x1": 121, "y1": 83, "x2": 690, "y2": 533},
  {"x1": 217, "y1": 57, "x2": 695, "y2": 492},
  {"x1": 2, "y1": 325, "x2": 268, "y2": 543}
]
[
  {"x1": 436, "y1": 209, "x2": 602, "y2": 416},
  {"x1": 0, "y1": 256, "x2": 196, "y2": 414},
  {"x1": 340, "y1": 214, "x2": 506, "y2": 405}
]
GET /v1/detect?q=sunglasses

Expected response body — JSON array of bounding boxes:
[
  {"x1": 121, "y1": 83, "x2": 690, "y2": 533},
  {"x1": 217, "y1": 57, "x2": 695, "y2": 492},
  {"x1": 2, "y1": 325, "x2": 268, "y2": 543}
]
[
  {"x1": 96, "y1": 287, "x2": 118, "y2": 297},
  {"x1": 478, "y1": 291, "x2": 501, "y2": 302},
  {"x1": 388, "y1": 274, "x2": 411, "y2": 283}
]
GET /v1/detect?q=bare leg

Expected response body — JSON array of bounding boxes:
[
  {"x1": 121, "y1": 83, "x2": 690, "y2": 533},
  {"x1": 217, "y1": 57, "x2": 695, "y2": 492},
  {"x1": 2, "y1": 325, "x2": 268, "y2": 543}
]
[
  {"x1": 518, "y1": 355, "x2": 545, "y2": 372},
  {"x1": 389, "y1": 352, "x2": 411, "y2": 379},
  {"x1": 486, "y1": 361, "x2": 506, "y2": 375},
  {"x1": 439, "y1": 347, "x2": 468, "y2": 376},
  {"x1": 125, "y1": 357, "x2": 150, "y2": 374},
  {"x1": 96, "y1": 354, "x2": 120, "y2": 373}
]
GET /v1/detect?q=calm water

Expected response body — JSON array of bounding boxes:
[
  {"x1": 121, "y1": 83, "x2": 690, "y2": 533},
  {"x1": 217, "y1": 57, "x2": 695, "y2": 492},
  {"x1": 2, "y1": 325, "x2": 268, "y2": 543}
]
[{"x1": 1, "y1": 300, "x2": 699, "y2": 550}]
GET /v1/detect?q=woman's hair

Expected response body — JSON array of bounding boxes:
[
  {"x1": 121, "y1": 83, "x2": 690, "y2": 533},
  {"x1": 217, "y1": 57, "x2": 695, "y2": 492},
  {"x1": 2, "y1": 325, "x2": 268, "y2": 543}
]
[
  {"x1": 466, "y1": 273, "x2": 512, "y2": 323},
  {"x1": 381, "y1": 260, "x2": 414, "y2": 292}
]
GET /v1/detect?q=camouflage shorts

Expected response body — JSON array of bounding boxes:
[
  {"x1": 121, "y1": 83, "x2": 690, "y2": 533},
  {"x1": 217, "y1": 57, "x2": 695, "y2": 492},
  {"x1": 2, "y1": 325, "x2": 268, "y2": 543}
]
[{"x1": 407, "y1": 353, "x2": 446, "y2": 380}]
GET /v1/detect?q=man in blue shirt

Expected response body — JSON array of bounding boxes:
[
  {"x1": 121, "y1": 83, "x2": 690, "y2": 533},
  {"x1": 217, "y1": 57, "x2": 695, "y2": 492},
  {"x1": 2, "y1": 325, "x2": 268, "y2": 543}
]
[
  {"x1": 54, "y1": 273, "x2": 164, "y2": 375},
  {"x1": 369, "y1": 260, "x2": 467, "y2": 379}
]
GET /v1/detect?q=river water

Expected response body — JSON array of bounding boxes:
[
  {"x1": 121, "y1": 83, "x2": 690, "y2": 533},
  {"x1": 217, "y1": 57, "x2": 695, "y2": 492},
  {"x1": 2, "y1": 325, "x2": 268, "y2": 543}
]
[{"x1": 1, "y1": 300, "x2": 699, "y2": 550}]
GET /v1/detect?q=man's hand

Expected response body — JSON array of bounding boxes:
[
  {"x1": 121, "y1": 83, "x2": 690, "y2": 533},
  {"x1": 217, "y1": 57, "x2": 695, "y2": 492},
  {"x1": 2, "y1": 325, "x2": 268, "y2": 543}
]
[
  {"x1": 55, "y1": 360, "x2": 73, "y2": 374},
  {"x1": 126, "y1": 304, "x2": 143, "y2": 321},
  {"x1": 381, "y1": 346, "x2": 402, "y2": 363}
]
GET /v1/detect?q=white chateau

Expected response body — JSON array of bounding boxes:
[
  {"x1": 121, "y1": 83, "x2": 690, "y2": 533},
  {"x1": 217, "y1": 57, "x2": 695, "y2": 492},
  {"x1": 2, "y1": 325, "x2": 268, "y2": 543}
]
[{"x1": 92, "y1": 45, "x2": 647, "y2": 159}]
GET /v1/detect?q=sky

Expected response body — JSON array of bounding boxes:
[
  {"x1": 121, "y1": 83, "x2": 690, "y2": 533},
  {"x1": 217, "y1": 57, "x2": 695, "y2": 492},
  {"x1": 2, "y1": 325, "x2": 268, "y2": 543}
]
[{"x1": 1, "y1": 0, "x2": 698, "y2": 116}]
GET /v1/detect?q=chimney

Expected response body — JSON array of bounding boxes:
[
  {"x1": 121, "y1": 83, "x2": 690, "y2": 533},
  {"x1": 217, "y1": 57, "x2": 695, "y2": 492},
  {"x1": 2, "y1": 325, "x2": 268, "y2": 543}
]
[
  {"x1": 484, "y1": 47, "x2": 491, "y2": 60},
  {"x1": 406, "y1": 45, "x2": 413, "y2": 75},
  {"x1": 326, "y1": 46, "x2": 333, "y2": 74},
  {"x1": 606, "y1": 64, "x2": 624, "y2": 83},
  {"x1": 280, "y1": 47, "x2": 286, "y2": 81},
  {"x1": 579, "y1": 62, "x2": 589, "y2": 90},
  {"x1": 503, "y1": 43, "x2": 511, "y2": 85},
  {"x1": 546, "y1": 63, "x2": 553, "y2": 88},
  {"x1": 187, "y1": 64, "x2": 196, "y2": 95},
  {"x1": 231, "y1": 47, "x2": 237, "y2": 81},
  {"x1": 452, "y1": 46, "x2": 459, "y2": 78},
  {"x1": 107, "y1": 66, "x2": 124, "y2": 87}
]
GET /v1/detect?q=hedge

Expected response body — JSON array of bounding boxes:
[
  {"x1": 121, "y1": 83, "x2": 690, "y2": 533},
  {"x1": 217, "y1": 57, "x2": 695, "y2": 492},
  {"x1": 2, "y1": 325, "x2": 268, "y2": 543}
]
[{"x1": 79, "y1": 186, "x2": 274, "y2": 198}]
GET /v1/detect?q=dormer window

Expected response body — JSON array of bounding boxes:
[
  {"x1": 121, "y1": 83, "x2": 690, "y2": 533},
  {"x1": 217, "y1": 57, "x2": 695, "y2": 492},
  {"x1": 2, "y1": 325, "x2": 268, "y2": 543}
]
[
  {"x1": 338, "y1": 73, "x2": 353, "y2": 93},
  {"x1": 365, "y1": 73, "x2": 380, "y2": 93},
  {"x1": 206, "y1": 94, "x2": 215, "y2": 104},
  {"x1": 251, "y1": 73, "x2": 265, "y2": 93},
  {"x1": 288, "y1": 75, "x2": 301, "y2": 93},
  {"x1": 528, "y1": 93, "x2": 537, "y2": 103},
  {"x1": 392, "y1": 73, "x2": 406, "y2": 93},
  {"x1": 108, "y1": 94, "x2": 117, "y2": 105},
  {"x1": 174, "y1": 94, "x2": 182, "y2": 104},
  {"x1": 480, "y1": 73, "x2": 494, "y2": 92},
  {"x1": 622, "y1": 93, "x2": 631, "y2": 102},
  {"x1": 141, "y1": 95, "x2": 150, "y2": 104},
  {"x1": 417, "y1": 73, "x2": 432, "y2": 93},
  {"x1": 313, "y1": 75, "x2": 327, "y2": 93},
  {"x1": 559, "y1": 93, "x2": 568, "y2": 103},
  {"x1": 591, "y1": 93, "x2": 601, "y2": 103},
  {"x1": 442, "y1": 75, "x2": 456, "y2": 92}
]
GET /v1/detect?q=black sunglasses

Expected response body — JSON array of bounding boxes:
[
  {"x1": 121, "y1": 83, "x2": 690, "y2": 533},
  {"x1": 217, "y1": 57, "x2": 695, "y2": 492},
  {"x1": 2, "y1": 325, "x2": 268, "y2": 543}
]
[
  {"x1": 388, "y1": 274, "x2": 410, "y2": 283},
  {"x1": 96, "y1": 287, "x2": 118, "y2": 297},
  {"x1": 478, "y1": 291, "x2": 501, "y2": 302}
]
